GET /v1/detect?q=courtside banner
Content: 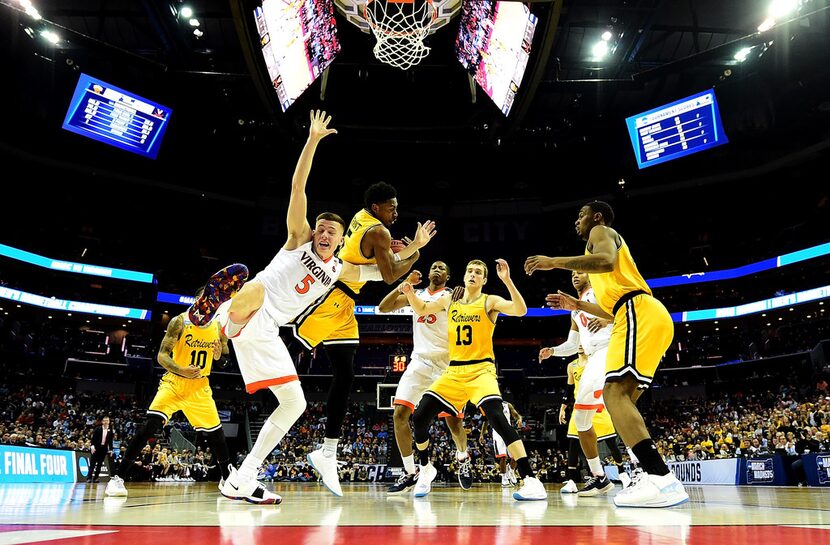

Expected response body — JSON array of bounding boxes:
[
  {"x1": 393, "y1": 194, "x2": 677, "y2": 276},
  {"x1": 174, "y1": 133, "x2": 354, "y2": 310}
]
[
  {"x1": 667, "y1": 458, "x2": 739, "y2": 485},
  {"x1": 0, "y1": 445, "x2": 76, "y2": 483}
]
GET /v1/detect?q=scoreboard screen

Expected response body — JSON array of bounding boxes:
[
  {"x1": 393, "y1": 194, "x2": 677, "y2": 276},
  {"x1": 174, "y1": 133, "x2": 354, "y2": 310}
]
[
  {"x1": 625, "y1": 89, "x2": 728, "y2": 169},
  {"x1": 390, "y1": 354, "x2": 408, "y2": 373},
  {"x1": 62, "y1": 73, "x2": 172, "y2": 159}
]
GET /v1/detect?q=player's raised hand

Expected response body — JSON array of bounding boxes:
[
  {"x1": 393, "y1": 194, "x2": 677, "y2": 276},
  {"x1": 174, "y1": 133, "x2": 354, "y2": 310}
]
[
  {"x1": 495, "y1": 259, "x2": 511, "y2": 282},
  {"x1": 410, "y1": 220, "x2": 437, "y2": 249},
  {"x1": 524, "y1": 255, "x2": 557, "y2": 276},
  {"x1": 546, "y1": 290, "x2": 579, "y2": 311},
  {"x1": 538, "y1": 346, "x2": 553, "y2": 362},
  {"x1": 309, "y1": 109, "x2": 337, "y2": 141},
  {"x1": 400, "y1": 282, "x2": 414, "y2": 295}
]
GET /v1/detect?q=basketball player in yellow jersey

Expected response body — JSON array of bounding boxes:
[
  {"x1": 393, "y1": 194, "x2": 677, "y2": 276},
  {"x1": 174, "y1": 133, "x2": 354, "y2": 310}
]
[
  {"x1": 401, "y1": 259, "x2": 547, "y2": 501},
  {"x1": 291, "y1": 182, "x2": 436, "y2": 496},
  {"x1": 525, "y1": 200, "x2": 688, "y2": 508},
  {"x1": 106, "y1": 287, "x2": 233, "y2": 498}
]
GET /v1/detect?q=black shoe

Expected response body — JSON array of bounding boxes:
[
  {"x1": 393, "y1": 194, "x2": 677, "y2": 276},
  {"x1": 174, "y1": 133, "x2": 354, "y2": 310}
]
[
  {"x1": 387, "y1": 471, "x2": 418, "y2": 495},
  {"x1": 457, "y1": 457, "x2": 473, "y2": 490},
  {"x1": 577, "y1": 475, "x2": 614, "y2": 497}
]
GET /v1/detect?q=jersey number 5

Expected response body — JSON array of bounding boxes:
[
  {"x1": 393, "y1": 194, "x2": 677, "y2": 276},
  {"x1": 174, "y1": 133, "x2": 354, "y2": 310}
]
[
  {"x1": 295, "y1": 274, "x2": 316, "y2": 294},
  {"x1": 455, "y1": 324, "x2": 473, "y2": 345}
]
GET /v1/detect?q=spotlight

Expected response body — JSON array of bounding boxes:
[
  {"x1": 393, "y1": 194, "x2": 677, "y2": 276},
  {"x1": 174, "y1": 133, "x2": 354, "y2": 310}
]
[
  {"x1": 592, "y1": 40, "x2": 609, "y2": 59},
  {"x1": 601, "y1": 30, "x2": 613, "y2": 41},
  {"x1": 189, "y1": 18, "x2": 200, "y2": 27},
  {"x1": 180, "y1": 6, "x2": 193, "y2": 18},
  {"x1": 734, "y1": 47, "x2": 752, "y2": 62},
  {"x1": 40, "y1": 29, "x2": 60, "y2": 44}
]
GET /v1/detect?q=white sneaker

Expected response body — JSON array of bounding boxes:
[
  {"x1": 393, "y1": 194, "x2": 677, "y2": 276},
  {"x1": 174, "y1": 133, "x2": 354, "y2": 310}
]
[
  {"x1": 307, "y1": 449, "x2": 343, "y2": 497},
  {"x1": 617, "y1": 467, "x2": 644, "y2": 496},
  {"x1": 560, "y1": 479, "x2": 578, "y2": 494},
  {"x1": 218, "y1": 477, "x2": 225, "y2": 493},
  {"x1": 619, "y1": 472, "x2": 631, "y2": 490},
  {"x1": 105, "y1": 475, "x2": 128, "y2": 497},
  {"x1": 507, "y1": 467, "x2": 518, "y2": 486},
  {"x1": 221, "y1": 466, "x2": 281, "y2": 504},
  {"x1": 513, "y1": 476, "x2": 547, "y2": 501},
  {"x1": 413, "y1": 463, "x2": 437, "y2": 498},
  {"x1": 501, "y1": 473, "x2": 512, "y2": 487},
  {"x1": 613, "y1": 472, "x2": 688, "y2": 508}
]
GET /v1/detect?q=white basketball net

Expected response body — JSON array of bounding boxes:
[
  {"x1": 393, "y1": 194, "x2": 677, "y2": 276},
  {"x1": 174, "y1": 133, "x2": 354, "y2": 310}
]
[{"x1": 364, "y1": 0, "x2": 436, "y2": 70}]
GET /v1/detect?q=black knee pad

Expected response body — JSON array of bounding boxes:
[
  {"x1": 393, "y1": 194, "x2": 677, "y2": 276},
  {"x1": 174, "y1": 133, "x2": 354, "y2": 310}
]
[
  {"x1": 412, "y1": 395, "x2": 444, "y2": 444},
  {"x1": 480, "y1": 399, "x2": 520, "y2": 445}
]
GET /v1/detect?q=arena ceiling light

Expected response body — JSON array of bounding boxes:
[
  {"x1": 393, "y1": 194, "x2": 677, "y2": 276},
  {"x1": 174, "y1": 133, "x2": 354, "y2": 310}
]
[
  {"x1": 591, "y1": 40, "x2": 609, "y2": 60},
  {"x1": 39, "y1": 29, "x2": 59, "y2": 44},
  {"x1": 180, "y1": 6, "x2": 193, "y2": 18},
  {"x1": 768, "y1": 0, "x2": 799, "y2": 19},
  {"x1": 734, "y1": 47, "x2": 753, "y2": 62}
]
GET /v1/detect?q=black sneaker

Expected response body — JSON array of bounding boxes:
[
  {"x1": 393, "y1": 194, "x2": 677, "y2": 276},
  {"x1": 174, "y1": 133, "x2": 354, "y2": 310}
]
[
  {"x1": 387, "y1": 471, "x2": 418, "y2": 495},
  {"x1": 577, "y1": 474, "x2": 614, "y2": 497},
  {"x1": 457, "y1": 457, "x2": 473, "y2": 490}
]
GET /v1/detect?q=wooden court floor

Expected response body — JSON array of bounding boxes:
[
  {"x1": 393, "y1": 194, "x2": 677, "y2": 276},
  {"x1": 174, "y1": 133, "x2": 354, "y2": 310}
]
[{"x1": 1, "y1": 481, "x2": 829, "y2": 544}]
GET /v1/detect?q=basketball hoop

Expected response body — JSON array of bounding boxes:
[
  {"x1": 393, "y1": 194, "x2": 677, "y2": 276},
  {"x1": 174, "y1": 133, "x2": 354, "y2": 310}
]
[{"x1": 363, "y1": 0, "x2": 437, "y2": 70}]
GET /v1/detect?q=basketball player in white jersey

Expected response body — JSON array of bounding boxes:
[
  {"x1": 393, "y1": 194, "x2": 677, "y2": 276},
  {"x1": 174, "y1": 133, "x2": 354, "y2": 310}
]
[
  {"x1": 539, "y1": 271, "x2": 615, "y2": 496},
  {"x1": 190, "y1": 111, "x2": 394, "y2": 503},
  {"x1": 479, "y1": 401, "x2": 522, "y2": 487},
  {"x1": 377, "y1": 261, "x2": 470, "y2": 495}
]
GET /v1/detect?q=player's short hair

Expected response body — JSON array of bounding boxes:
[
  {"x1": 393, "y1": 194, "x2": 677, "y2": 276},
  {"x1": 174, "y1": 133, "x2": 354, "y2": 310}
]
[
  {"x1": 315, "y1": 212, "x2": 347, "y2": 233},
  {"x1": 467, "y1": 259, "x2": 488, "y2": 279},
  {"x1": 585, "y1": 200, "x2": 615, "y2": 226},
  {"x1": 364, "y1": 182, "x2": 397, "y2": 209}
]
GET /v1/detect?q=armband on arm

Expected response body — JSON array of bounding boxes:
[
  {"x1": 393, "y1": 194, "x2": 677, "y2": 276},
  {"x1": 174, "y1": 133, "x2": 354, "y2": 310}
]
[
  {"x1": 357, "y1": 264, "x2": 384, "y2": 282},
  {"x1": 215, "y1": 356, "x2": 230, "y2": 369},
  {"x1": 551, "y1": 330, "x2": 580, "y2": 357}
]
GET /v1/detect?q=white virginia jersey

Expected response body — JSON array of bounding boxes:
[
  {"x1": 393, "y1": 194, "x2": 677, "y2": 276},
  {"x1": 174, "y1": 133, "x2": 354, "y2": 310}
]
[
  {"x1": 412, "y1": 287, "x2": 451, "y2": 359},
  {"x1": 572, "y1": 288, "x2": 612, "y2": 355},
  {"x1": 253, "y1": 241, "x2": 343, "y2": 326}
]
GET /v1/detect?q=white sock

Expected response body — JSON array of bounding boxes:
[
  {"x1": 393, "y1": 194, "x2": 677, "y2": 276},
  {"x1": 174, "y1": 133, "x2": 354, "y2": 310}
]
[
  {"x1": 323, "y1": 437, "x2": 339, "y2": 457},
  {"x1": 402, "y1": 454, "x2": 416, "y2": 475},
  {"x1": 627, "y1": 447, "x2": 640, "y2": 465},
  {"x1": 238, "y1": 453, "x2": 264, "y2": 482},
  {"x1": 240, "y1": 381, "x2": 306, "y2": 481},
  {"x1": 456, "y1": 450, "x2": 468, "y2": 461},
  {"x1": 587, "y1": 456, "x2": 604, "y2": 477}
]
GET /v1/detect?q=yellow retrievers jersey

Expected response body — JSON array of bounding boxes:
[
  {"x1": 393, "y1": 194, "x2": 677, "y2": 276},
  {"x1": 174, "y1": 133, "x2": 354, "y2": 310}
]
[
  {"x1": 448, "y1": 294, "x2": 496, "y2": 365},
  {"x1": 587, "y1": 235, "x2": 652, "y2": 315},
  {"x1": 170, "y1": 314, "x2": 219, "y2": 378},
  {"x1": 337, "y1": 208, "x2": 382, "y2": 293},
  {"x1": 571, "y1": 358, "x2": 585, "y2": 390}
]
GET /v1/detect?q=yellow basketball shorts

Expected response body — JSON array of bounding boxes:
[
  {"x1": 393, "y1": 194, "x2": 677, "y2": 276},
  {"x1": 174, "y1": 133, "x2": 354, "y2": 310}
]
[
  {"x1": 567, "y1": 404, "x2": 617, "y2": 440},
  {"x1": 605, "y1": 293, "x2": 674, "y2": 389},
  {"x1": 290, "y1": 287, "x2": 359, "y2": 349},
  {"x1": 147, "y1": 374, "x2": 222, "y2": 432},
  {"x1": 423, "y1": 361, "x2": 501, "y2": 414}
]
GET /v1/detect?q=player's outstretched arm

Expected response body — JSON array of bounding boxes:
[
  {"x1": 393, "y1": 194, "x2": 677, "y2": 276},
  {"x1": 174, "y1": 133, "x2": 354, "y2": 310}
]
[
  {"x1": 285, "y1": 110, "x2": 337, "y2": 250},
  {"x1": 378, "y1": 270, "x2": 422, "y2": 313},
  {"x1": 157, "y1": 316, "x2": 200, "y2": 379},
  {"x1": 489, "y1": 259, "x2": 527, "y2": 317}
]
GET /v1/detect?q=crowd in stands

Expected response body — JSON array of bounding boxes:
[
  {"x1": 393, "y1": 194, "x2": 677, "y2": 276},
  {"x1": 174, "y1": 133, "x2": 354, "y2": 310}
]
[{"x1": 2, "y1": 366, "x2": 830, "y2": 485}]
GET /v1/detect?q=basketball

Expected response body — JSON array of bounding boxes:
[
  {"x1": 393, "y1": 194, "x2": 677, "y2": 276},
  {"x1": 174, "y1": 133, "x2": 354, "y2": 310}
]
[{"x1": 391, "y1": 239, "x2": 405, "y2": 253}]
